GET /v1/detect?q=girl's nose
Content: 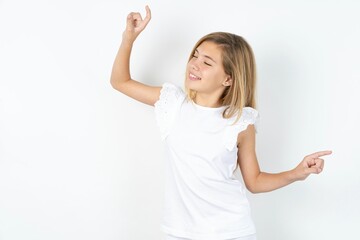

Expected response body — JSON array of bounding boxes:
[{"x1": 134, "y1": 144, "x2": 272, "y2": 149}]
[{"x1": 191, "y1": 60, "x2": 199, "y2": 71}]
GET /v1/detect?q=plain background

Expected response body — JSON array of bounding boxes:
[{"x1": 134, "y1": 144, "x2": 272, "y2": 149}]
[{"x1": 1, "y1": 0, "x2": 359, "y2": 239}]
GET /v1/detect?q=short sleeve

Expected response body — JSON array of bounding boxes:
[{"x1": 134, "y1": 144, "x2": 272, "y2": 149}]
[
  {"x1": 154, "y1": 82, "x2": 185, "y2": 140},
  {"x1": 223, "y1": 107, "x2": 260, "y2": 151}
]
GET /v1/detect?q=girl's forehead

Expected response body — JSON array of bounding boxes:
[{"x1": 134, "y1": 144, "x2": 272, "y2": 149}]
[
  {"x1": 196, "y1": 41, "x2": 222, "y2": 60},
  {"x1": 197, "y1": 41, "x2": 220, "y2": 51}
]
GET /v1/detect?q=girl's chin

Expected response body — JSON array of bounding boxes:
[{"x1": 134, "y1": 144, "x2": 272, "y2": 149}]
[
  {"x1": 185, "y1": 80, "x2": 200, "y2": 90},
  {"x1": 186, "y1": 78, "x2": 201, "y2": 85}
]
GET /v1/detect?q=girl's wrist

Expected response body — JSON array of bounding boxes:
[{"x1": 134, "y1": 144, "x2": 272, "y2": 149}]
[
  {"x1": 121, "y1": 36, "x2": 135, "y2": 48},
  {"x1": 122, "y1": 31, "x2": 136, "y2": 45},
  {"x1": 287, "y1": 169, "x2": 300, "y2": 183}
]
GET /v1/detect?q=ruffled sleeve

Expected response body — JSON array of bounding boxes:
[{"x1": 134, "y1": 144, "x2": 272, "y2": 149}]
[
  {"x1": 154, "y1": 82, "x2": 185, "y2": 140},
  {"x1": 223, "y1": 107, "x2": 260, "y2": 151}
]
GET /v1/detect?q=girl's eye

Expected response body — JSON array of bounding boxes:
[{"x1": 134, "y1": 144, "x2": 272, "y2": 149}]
[{"x1": 192, "y1": 54, "x2": 211, "y2": 66}]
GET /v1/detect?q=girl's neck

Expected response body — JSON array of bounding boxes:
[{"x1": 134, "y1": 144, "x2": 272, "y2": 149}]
[{"x1": 194, "y1": 94, "x2": 222, "y2": 108}]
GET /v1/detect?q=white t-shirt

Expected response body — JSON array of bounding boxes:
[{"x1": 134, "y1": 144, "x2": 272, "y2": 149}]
[{"x1": 154, "y1": 82, "x2": 259, "y2": 240}]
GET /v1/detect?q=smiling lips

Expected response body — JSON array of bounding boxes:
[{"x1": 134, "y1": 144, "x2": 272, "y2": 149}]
[{"x1": 189, "y1": 73, "x2": 201, "y2": 81}]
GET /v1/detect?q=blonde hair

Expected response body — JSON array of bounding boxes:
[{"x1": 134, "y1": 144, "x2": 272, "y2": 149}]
[{"x1": 185, "y1": 32, "x2": 257, "y2": 124}]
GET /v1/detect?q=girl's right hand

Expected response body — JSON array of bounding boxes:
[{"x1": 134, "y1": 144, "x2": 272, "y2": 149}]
[
  {"x1": 292, "y1": 150, "x2": 332, "y2": 181},
  {"x1": 123, "y1": 5, "x2": 151, "y2": 42}
]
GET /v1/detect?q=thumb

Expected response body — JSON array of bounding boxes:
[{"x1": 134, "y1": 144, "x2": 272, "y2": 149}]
[
  {"x1": 305, "y1": 166, "x2": 322, "y2": 175},
  {"x1": 126, "y1": 13, "x2": 134, "y2": 28}
]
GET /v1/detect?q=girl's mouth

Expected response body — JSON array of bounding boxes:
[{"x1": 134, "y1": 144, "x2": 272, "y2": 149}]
[{"x1": 189, "y1": 73, "x2": 201, "y2": 81}]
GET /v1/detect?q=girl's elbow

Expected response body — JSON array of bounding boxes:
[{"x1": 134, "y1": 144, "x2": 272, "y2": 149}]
[
  {"x1": 110, "y1": 79, "x2": 125, "y2": 92},
  {"x1": 245, "y1": 182, "x2": 262, "y2": 194},
  {"x1": 110, "y1": 78, "x2": 120, "y2": 90},
  {"x1": 246, "y1": 185, "x2": 259, "y2": 194}
]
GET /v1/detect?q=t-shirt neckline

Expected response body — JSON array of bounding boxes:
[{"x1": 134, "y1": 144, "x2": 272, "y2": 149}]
[{"x1": 191, "y1": 100, "x2": 227, "y2": 112}]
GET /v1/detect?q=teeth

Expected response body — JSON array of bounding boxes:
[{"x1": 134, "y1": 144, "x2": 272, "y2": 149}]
[{"x1": 190, "y1": 73, "x2": 201, "y2": 80}]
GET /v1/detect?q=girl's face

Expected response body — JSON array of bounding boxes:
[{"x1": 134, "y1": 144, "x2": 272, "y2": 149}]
[{"x1": 185, "y1": 41, "x2": 230, "y2": 98}]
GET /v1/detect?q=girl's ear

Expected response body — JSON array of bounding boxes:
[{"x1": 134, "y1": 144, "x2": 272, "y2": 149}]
[{"x1": 222, "y1": 76, "x2": 232, "y2": 87}]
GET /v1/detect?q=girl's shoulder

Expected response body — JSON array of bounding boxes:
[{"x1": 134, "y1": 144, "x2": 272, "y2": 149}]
[
  {"x1": 240, "y1": 107, "x2": 259, "y2": 124},
  {"x1": 223, "y1": 107, "x2": 259, "y2": 151},
  {"x1": 159, "y1": 82, "x2": 185, "y2": 100},
  {"x1": 226, "y1": 107, "x2": 259, "y2": 126},
  {"x1": 154, "y1": 82, "x2": 186, "y2": 112},
  {"x1": 154, "y1": 82, "x2": 185, "y2": 140}
]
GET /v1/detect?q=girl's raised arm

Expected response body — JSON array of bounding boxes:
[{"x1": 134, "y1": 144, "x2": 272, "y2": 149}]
[{"x1": 110, "y1": 6, "x2": 161, "y2": 106}]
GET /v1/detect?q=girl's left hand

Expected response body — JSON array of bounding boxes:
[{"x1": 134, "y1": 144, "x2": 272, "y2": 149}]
[
  {"x1": 292, "y1": 150, "x2": 332, "y2": 181},
  {"x1": 123, "y1": 5, "x2": 151, "y2": 42}
]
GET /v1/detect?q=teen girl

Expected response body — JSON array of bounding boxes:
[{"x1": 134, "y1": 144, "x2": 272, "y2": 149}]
[{"x1": 110, "y1": 6, "x2": 332, "y2": 240}]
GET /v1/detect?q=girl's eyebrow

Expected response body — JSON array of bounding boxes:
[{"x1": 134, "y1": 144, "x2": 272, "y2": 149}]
[{"x1": 195, "y1": 49, "x2": 217, "y2": 64}]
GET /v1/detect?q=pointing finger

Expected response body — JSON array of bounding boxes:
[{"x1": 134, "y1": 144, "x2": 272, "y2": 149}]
[
  {"x1": 145, "y1": 5, "x2": 152, "y2": 22},
  {"x1": 144, "y1": 5, "x2": 151, "y2": 20},
  {"x1": 307, "y1": 150, "x2": 332, "y2": 159}
]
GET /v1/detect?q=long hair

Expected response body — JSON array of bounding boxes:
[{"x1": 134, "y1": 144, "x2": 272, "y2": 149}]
[{"x1": 185, "y1": 32, "x2": 257, "y2": 124}]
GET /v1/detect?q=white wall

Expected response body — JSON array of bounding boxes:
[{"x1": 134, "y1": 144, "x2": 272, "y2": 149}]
[{"x1": 0, "y1": 0, "x2": 359, "y2": 239}]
